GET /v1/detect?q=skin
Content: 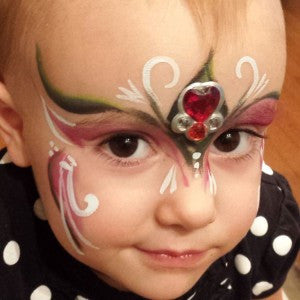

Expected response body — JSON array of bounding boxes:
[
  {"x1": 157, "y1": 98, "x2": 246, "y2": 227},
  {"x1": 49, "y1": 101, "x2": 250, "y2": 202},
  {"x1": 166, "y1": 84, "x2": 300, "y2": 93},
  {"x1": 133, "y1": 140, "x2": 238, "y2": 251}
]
[{"x1": 0, "y1": 0, "x2": 286, "y2": 299}]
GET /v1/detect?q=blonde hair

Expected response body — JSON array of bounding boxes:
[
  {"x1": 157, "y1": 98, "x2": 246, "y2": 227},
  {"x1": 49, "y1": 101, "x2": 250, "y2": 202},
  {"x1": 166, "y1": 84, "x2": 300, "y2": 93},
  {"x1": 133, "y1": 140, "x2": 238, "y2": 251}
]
[
  {"x1": 0, "y1": 0, "x2": 248, "y2": 80},
  {"x1": 0, "y1": 0, "x2": 48, "y2": 77}
]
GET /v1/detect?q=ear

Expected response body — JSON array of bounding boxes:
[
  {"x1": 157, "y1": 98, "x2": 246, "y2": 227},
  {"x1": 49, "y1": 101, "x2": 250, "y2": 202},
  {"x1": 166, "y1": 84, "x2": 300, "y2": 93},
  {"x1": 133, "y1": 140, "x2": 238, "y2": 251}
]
[{"x1": 0, "y1": 81, "x2": 30, "y2": 167}]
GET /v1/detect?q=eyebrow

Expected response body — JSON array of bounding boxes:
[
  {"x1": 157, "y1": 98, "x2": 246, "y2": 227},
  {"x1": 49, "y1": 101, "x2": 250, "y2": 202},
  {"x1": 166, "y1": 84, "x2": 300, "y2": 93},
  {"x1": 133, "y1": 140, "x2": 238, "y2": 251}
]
[
  {"x1": 36, "y1": 45, "x2": 163, "y2": 129},
  {"x1": 76, "y1": 109, "x2": 161, "y2": 128}
]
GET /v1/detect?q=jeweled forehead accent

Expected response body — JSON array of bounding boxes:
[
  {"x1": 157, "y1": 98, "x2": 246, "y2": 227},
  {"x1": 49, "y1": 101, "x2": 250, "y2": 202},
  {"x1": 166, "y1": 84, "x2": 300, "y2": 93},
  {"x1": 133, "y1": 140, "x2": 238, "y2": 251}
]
[{"x1": 171, "y1": 81, "x2": 226, "y2": 142}]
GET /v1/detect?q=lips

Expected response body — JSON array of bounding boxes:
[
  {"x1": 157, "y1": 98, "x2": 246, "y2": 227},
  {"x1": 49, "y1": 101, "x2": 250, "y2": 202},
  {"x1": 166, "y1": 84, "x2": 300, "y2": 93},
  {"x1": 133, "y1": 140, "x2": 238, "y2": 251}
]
[{"x1": 136, "y1": 247, "x2": 206, "y2": 268}]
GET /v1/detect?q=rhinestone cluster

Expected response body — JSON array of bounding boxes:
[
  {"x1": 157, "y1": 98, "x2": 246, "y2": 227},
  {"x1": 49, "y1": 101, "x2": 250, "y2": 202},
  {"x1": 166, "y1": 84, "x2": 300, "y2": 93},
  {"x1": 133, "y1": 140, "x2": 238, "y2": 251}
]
[{"x1": 171, "y1": 82, "x2": 225, "y2": 142}]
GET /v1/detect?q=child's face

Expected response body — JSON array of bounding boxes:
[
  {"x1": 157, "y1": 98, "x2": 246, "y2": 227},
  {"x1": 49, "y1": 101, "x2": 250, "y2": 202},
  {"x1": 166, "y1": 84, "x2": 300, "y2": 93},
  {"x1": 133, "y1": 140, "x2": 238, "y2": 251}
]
[{"x1": 12, "y1": 1, "x2": 285, "y2": 299}]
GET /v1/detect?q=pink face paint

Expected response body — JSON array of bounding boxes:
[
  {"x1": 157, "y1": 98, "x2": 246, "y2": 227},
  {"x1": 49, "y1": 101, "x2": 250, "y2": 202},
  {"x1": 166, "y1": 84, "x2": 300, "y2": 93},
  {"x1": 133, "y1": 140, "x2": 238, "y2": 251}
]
[
  {"x1": 202, "y1": 154, "x2": 217, "y2": 196},
  {"x1": 48, "y1": 149, "x2": 99, "y2": 254},
  {"x1": 46, "y1": 103, "x2": 190, "y2": 188},
  {"x1": 260, "y1": 139, "x2": 265, "y2": 167},
  {"x1": 234, "y1": 98, "x2": 277, "y2": 127},
  {"x1": 203, "y1": 154, "x2": 210, "y2": 192}
]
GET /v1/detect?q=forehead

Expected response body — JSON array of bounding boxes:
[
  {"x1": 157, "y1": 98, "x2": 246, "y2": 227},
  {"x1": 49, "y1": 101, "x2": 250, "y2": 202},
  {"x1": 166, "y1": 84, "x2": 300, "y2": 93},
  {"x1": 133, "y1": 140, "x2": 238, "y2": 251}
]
[{"x1": 32, "y1": 0, "x2": 286, "y2": 115}]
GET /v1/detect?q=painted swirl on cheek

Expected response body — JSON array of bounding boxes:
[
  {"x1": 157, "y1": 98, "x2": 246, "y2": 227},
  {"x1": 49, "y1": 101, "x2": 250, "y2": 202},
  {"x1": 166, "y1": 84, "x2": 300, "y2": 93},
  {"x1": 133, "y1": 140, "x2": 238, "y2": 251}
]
[{"x1": 48, "y1": 150, "x2": 100, "y2": 255}]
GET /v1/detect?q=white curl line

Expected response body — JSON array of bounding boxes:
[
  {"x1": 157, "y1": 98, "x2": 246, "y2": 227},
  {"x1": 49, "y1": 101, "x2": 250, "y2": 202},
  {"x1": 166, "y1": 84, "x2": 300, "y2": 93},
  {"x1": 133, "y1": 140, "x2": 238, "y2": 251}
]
[
  {"x1": 58, "y1": 165, "x2": 84, "y2": 255},
  {"x1": 64, "y1": 198, "x2": 99, "y2": 250},
  {"x1": 60, "y1": 161, "x2": 100, "y2": 252},
  {"x1": 235, "y1": 56, "x2": 269, "y2": 102},
  {"x1": 41, "y1": 96, "x2": 74, "y2": 146},
  {"x1": 59, "y1": 158, "x2": 99, "y2": 217},
  {"x1": 143, "y1": 56, "x2": 180, "y2": 107}
]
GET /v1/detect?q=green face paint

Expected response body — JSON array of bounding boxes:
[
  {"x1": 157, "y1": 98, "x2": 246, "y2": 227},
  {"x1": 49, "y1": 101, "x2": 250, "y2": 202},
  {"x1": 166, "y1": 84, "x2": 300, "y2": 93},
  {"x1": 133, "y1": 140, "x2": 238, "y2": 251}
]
[
  {"x1": 36, "y1": 46, "x2": 279, "y2": 169},
  {"x1": 36, "y1": 46, "x2": 122, "y2": 114}
]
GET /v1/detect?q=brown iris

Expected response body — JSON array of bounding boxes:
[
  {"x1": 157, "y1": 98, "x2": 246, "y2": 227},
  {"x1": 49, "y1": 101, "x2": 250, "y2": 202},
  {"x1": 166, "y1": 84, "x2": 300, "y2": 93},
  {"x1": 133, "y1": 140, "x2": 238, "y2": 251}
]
[
  {"x1": 108, "y1": 134, "x2": 139, "y2": 157},
  {"x1": 213, "y1": 130, "x2": 240, "y2": 153}
]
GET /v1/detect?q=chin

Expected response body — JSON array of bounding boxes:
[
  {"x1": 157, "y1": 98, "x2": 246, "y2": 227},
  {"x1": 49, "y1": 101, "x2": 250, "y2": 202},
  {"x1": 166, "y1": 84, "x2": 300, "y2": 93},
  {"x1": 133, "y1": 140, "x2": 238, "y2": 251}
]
[
  {"x1": 131, "y1": 283, "x2": 194, "y2": 300},
  {"x1": 115, "y1": 270, "x2": 204, "y2": 300}
]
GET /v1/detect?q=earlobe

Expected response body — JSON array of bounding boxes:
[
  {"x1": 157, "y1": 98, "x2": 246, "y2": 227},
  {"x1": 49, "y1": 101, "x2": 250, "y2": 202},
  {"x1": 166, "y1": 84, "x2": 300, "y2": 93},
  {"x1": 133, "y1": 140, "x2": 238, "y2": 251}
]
[{"x1": 0, "y1": 81, "x2": 30, "y2": 167}]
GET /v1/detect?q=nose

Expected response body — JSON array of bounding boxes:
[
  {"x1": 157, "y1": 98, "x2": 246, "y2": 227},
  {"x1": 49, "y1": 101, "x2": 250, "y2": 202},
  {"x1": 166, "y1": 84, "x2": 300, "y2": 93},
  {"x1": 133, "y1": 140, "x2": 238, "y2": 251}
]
[{"x1": 155, "y1": 175, "x2": 217, "y2": 231}]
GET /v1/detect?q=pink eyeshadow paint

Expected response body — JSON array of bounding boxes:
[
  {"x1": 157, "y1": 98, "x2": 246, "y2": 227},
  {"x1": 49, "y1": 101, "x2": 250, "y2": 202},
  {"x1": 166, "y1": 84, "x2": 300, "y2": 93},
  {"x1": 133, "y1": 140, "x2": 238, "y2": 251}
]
[
  {"x1": 47, "y1": 104, "x2": 190, "y2": 187},
  {"x1": 234, "y1": 98, "x2": 277, "y2": 126}
]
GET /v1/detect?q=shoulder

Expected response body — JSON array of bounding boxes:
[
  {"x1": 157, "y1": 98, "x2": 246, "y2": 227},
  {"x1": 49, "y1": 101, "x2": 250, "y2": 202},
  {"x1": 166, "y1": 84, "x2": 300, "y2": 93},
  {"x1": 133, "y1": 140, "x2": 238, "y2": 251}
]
[
  {"x1": 0, "y1": 149, "x2": 47, "y2": 298},
  {"x1": 231, "y1": 165, "x2": 299, "y2": 299}
]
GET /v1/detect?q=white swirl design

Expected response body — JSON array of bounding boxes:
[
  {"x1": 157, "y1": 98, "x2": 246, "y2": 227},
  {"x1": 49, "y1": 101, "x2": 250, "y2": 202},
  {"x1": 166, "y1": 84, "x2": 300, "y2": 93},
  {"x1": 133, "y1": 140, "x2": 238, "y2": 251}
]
[
  {"x1": 236, "y1": 56, "x2": 269, "y2": 103},
  {"x1": 143, "y1": 56, "x2": 180, "y2": 107}
]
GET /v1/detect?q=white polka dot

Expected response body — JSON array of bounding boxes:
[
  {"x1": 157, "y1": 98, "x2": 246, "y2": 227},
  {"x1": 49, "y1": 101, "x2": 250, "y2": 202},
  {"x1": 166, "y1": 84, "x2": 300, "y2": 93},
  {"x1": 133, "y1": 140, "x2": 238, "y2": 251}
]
[
  {"x1": 252, "y1": 281, "x2": 273, "y2": 296},
  {"x1": 33, "y1": 199, "x2": 47, "y2": 221},
  {"x1": 262, "y1": 161, "x2": 273, "y2": 175},
  {"x1": 227, "y1": 285, "x2": 232, "y2": 290},
  {"x1": 234, "y1": 254, "x2": 251, "y2": 275},
  {"x1": 30, "y1": 285, "x2": 52, "y2": 300},
  {"x1": 3, "y1": 240, "x2": 20, "y2": 265},
  {"x1": 0, "y1": 152, "x2": 12, "y2": 164},
  {"x1": 272, "y1": 235, "x2": 292, "y2": 256},
  {"x1": 250, "y1": 216, "x2": 269, "y2": 237},
  {"x1": 75, "y1": 296, "x2": 89, "y2": 300}
]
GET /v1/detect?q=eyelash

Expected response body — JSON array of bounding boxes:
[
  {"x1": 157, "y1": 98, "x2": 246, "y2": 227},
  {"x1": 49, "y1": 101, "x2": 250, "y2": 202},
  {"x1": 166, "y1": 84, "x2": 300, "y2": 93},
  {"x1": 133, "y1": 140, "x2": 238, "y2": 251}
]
[
  {"x1": 96, "y1": 152, "x2": 144, "y2": 167},
  {"x1": 210, "y1": 127, "x2": 266, "y2": 162},
  {"x1": 93, "y1": 132, "x2": 155, "y2": 168},
  {"x1": 91, "y1": 125, "x2": 266, "y2": 168}
]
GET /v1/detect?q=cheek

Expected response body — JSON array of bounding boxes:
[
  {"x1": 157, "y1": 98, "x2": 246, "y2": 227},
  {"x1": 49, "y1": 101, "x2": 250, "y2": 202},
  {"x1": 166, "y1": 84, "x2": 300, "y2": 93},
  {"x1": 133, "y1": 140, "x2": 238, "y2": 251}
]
[
  {"x1": 211, "y1": 154, "x2": 261, "y2": 243},
  {"x1": 47, "y1": 147, "x2": 166, "y2": 248}
]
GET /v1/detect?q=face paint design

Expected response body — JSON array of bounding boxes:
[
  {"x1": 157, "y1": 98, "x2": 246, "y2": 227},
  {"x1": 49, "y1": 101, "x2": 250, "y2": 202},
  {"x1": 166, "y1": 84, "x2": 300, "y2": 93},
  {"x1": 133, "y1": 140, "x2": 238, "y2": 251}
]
[
  {"x1": 202, "y1": 159, "x2": 217, "y2": 196},
  {"x1": 116, "y1": 80, "x2": 145, "y2": 104},
  {"x1": 42, "y1": 96, "x2": 75, "y2": 146},
  {"x1": 143, "y1": 56, "x2": 180, "y2": 125},
  {"x1": 170, "y1": 81, "x2": 226, "y2": 141},
  {"x1": 37, "y1": 46, "x2": 279, "y2": 202},
  {"x1": 48, "y1": 145, "x2": 99, "y2": 255},
  {"x1": 160, "y1": 165, "x2": 177, "y2": 195},
  {"x1": 208, "y1": 170, "x2": 217, "y2": 196},
  {"x1": 36, "y1": 46, "x2": 122, "y2": 114},
  {"x1": 192, "y1": 152, "x2": 202, "y2": 178},
  {"x1": 235, "y1": 56, "x2": 270, "y2": 108}
]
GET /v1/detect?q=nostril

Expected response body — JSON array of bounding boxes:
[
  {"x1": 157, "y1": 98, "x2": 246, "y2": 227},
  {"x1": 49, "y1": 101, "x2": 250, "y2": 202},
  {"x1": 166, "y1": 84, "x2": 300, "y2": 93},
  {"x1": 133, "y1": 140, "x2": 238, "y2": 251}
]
[{"x1": 155, "y1": 193, "x2": 217, "y2": 231}]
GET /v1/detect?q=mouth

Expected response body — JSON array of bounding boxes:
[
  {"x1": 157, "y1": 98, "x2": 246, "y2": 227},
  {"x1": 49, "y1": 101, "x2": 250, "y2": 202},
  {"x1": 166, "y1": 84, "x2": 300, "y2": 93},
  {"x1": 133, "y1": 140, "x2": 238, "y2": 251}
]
[{"x1": 136, "y1": 247, "x2": 207, "y2": 269}]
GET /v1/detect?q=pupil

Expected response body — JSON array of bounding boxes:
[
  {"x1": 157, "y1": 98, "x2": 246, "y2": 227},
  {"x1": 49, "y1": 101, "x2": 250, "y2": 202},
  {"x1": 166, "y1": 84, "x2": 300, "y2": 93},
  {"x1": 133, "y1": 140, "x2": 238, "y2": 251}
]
[
  {"x1": 213, "y1": 131, "x2": 240, "y2": 152},
  {"x1": 108, "y1": 135, "x2": 138, "y2": 157}
]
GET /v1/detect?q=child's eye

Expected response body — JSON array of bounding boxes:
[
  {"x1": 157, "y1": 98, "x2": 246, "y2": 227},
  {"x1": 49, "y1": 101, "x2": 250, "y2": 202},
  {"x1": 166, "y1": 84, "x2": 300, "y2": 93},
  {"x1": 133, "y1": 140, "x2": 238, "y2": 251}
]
[
  {"x1": 93, "y1": 132, "x2": 154, "y2": 168},
  {"x1": 103, "y1": 134, "x2": 151, "y2": 159},
  {"x1": 210, "y1": 128, "x2": 265, "y2": 158}
]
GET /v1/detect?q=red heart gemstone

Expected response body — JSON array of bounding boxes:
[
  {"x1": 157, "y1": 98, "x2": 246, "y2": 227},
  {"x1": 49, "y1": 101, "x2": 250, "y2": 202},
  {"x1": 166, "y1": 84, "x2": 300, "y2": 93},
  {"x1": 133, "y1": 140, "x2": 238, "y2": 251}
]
[
  {"x1": 183, "y1": 86, "x2": 220, "y2": 122},
  {"x1": 187, "y1": 123, "x2": 207, "y2": 141}
]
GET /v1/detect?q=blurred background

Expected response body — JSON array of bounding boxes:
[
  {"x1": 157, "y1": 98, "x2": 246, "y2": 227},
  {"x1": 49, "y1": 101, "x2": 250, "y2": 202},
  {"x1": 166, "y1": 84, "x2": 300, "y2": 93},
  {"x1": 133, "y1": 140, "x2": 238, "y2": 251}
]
[{"x1": 0, "y1": 0, "x2": 299, "y2": 298}]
